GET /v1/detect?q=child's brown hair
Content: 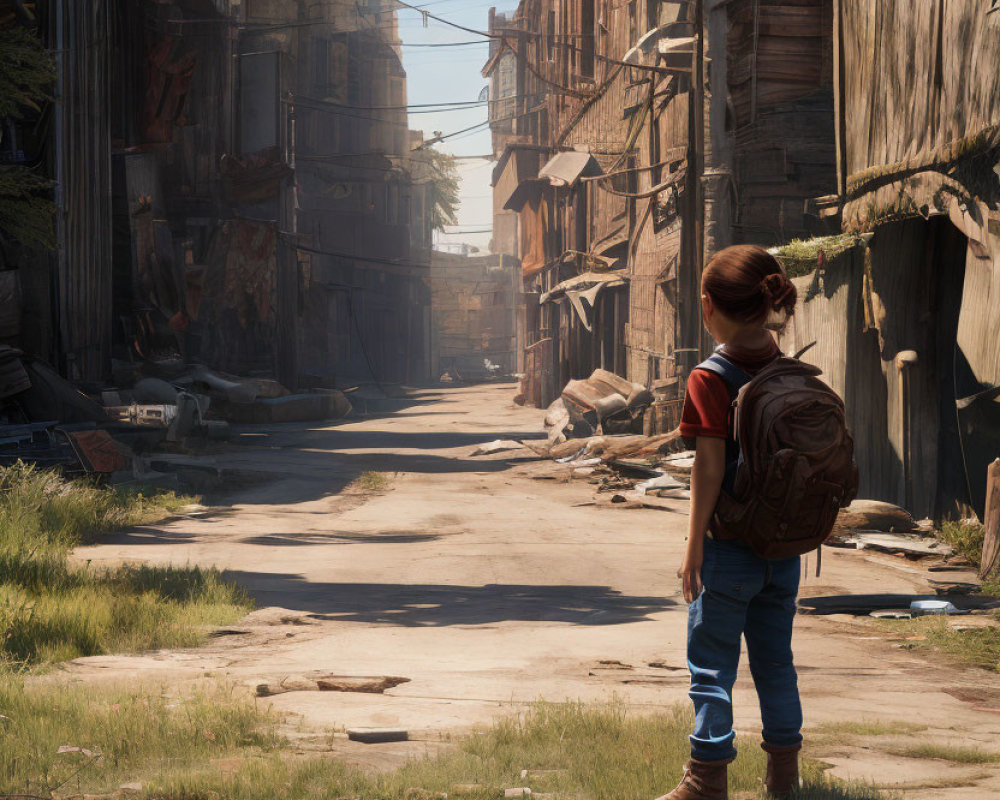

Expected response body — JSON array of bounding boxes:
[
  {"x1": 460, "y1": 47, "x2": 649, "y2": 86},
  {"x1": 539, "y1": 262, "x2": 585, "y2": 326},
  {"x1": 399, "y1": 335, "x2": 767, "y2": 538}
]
[{"x1": 702, "y1": 245, "x2": 797, "y2": 327}]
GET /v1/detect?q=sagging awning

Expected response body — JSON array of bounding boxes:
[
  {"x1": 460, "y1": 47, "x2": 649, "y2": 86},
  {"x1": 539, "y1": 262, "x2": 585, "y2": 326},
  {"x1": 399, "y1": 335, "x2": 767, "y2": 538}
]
[
  {"x1": 539, "y1": 151, "x2": 603, "y2": 187},
  {"x1": 504, "y1": 178, "x2": 547, "y2": 212},
  {"x1": 539, "y1": 270, "x2": 628, "y2": 332}
]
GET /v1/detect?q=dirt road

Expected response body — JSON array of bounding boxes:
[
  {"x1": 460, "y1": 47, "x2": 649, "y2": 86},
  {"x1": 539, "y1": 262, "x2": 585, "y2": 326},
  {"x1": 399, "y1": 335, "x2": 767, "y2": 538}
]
[{"x1": 65, "y1": 383, "x2": 1000, "y2": 797}]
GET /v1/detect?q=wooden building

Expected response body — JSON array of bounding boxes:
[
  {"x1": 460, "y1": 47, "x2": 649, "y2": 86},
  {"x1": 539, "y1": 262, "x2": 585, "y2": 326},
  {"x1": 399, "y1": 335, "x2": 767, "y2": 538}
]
[
  {"x1": 4, "y1": 0, "x2": 432, "y2": 389},
  {"x1": 485, "y1": 0, "x2": 837, "y2": 409},
  {"x1": 777, "y1": 0, "x2": 1000, "y2": 521}
]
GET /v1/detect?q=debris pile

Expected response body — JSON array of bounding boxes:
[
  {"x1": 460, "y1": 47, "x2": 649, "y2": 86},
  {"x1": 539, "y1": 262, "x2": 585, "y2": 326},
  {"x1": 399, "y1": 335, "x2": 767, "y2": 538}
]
[{"x1": 0, "y1": 344, "x2": 355, "y2": 481}]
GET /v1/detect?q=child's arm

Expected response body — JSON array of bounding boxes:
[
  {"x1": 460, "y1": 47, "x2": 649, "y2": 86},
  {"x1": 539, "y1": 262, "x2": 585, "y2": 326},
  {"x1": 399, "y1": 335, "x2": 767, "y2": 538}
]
[{"x1": 678, "y1": 436, "x2": 726, "y2": 603}]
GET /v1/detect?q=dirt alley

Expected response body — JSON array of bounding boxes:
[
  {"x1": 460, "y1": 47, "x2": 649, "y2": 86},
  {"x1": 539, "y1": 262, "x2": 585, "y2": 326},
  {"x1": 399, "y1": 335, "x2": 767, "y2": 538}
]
[{"x1": 63, "y1": 383, "x2": 1000, "y2": 797}]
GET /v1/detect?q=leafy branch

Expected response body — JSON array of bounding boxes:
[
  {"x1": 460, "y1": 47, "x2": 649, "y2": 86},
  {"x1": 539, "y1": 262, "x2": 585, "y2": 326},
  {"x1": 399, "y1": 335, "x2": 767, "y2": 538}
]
[{"x1": 0, "y1": 23, "x2": 56, "y2": 250}]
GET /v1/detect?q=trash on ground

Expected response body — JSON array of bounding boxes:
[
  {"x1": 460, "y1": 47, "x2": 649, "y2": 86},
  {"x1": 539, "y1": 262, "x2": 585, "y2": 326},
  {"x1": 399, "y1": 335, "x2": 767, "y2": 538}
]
[
  {"x1": 472, "y1": 439, "x2": 527, "y2": 456},
  {"x1": 256, "y1": 674, "x2": 410, "y2": 697},
  {"x1": 910, "y1": 599, "x2": 969, "y2": 617},
  {"x1": 347, "y1": 728, "x2": 409, "y2": 744}
]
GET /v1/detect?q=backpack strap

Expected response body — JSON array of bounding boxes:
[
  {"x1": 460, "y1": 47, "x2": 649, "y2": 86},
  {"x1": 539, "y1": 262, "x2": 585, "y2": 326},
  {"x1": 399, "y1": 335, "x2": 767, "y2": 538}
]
[
  {"x1": 693, "y1": 352, "x2": 754, "y2": 497},
  {"x1": 694, "y1": 352, "x2": 753, "y2": 399}
]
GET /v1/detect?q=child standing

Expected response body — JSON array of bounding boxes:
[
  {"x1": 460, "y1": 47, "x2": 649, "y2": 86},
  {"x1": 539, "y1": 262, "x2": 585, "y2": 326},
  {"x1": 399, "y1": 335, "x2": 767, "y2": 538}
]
[{"x1": 657, "y1": 245, "x2": 802, "y2": 800}]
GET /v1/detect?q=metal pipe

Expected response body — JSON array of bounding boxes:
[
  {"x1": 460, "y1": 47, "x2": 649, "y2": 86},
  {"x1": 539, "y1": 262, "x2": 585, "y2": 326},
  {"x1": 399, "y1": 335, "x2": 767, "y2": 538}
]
[{"x1": 896, "y1": 350, "x2": 919, "y2": 512}]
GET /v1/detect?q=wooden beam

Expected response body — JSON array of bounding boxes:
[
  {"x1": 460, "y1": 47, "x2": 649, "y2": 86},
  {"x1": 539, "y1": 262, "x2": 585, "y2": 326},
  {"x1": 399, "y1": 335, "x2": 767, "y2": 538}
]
[{"x1": 981, "y1": 458, "x2": 1000, "y2": 581}]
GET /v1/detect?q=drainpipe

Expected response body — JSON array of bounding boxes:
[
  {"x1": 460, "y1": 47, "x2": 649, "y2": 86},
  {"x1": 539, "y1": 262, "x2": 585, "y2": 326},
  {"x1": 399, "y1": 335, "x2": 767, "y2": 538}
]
[{"x1": 896, "y1": 350, "x2": 919, "y2": 513}]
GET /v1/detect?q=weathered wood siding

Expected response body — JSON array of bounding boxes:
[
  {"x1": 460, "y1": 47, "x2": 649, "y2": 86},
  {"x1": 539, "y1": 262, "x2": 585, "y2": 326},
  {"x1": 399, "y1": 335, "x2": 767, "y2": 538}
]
[{"x1": 726, "y1": 0, "x2": 836, "y2": 244}]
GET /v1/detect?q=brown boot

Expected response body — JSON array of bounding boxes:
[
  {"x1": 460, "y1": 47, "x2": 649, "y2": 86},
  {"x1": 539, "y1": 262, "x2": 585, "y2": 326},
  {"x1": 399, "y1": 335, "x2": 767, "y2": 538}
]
[
  {"x1": 762, "y1": 741, "x2": 801, "y2": 797},
  {"x1": 653, "y1": 757, "x2": 732, "y2": 800}
]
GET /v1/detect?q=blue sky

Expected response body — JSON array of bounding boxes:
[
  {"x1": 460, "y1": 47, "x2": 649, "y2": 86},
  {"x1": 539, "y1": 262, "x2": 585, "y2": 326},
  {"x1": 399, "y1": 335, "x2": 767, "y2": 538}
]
[{"x1": 399, "y1": 2, "x2": 515, "y2": 253}]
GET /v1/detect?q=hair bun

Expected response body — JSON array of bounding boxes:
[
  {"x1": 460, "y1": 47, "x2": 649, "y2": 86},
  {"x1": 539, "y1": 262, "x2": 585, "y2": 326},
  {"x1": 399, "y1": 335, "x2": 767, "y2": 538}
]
[{"x1": 761, "y1": 272, "x2": 796, "y2": 313}]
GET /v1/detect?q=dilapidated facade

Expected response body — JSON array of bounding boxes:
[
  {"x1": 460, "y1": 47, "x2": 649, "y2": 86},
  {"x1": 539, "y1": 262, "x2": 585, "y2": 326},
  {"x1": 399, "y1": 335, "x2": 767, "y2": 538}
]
[
  {"x1": 487, "y1": 0, "x2": 1000, "y2": 522},
  {"x1": 776, "y1": 0, "x2": 1000, "y2": 521},
  {"x1": 3, "y1": 0, "x2": 432, "y2": 390},
  {"x1": 485, "y1": 0, "x2": 836, "y2": 416}
]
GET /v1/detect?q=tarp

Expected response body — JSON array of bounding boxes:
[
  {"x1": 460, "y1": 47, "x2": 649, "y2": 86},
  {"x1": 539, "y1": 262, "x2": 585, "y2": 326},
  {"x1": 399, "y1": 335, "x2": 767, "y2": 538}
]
[
  {"x1": 540, "y1": 271, "x2": 627, "y2": 332},
  {"x1": 539, "y1": 152, "x2": 603, "y2": 187},
  {"x1": 519, "y1": 189, "x2": 549, "y2": 277}
]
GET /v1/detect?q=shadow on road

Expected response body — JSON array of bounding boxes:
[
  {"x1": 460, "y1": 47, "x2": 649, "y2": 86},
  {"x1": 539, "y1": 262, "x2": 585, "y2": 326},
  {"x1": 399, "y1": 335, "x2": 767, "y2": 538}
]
[{"x1": 222, "y1": 573, "x2": 676, "y2": 626}]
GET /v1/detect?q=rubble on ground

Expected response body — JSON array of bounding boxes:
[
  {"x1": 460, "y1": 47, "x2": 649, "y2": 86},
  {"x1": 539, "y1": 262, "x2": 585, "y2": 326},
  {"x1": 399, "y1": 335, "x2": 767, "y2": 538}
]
[{"x1": 0, "y1": 344, "x2": 357, "y2": 482}]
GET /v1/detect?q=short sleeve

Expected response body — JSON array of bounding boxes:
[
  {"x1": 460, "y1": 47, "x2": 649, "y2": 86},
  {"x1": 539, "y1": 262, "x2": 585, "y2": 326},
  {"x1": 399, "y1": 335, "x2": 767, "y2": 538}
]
[{"x1": 679, "y1": 369, "x2": 731, "y2": 439}]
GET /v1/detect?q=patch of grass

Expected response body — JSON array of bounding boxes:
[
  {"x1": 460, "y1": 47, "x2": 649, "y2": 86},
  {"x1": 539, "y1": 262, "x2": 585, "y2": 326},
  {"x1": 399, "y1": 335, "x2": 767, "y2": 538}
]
[
  {"x1": 812, "y1": 720, "x2": 928, "y2": 738},
  {"x1": 153, "y1": 703, "x2": 885, "y2": 800},
  {"x1": 0, "y1": 677, "x2": 281, "y2": 796},
  {"x1": 770, "y1": 234, "x2": 858, "y2": 278},
  {"x1": 873, "y1": 616, "x2": 1000, "y2": 673},
  {"x1": 938, "y1": 519, "x2": 985, "y2": 567},
  {"x1": 885, "y1": 743, "x2": 1000, "y2": 764},
  {"x1": 356, "y1": 470, "x2": 392, "y2": 492},
  {"x1": 1, "y1": 463, "x2": 252, "y2": 669}
]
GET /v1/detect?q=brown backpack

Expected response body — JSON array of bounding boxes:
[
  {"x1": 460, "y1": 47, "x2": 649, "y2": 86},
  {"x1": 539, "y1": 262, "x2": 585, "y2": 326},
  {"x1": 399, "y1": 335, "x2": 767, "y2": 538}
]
[{"x1": 697, "y1": 349, "x2": 859, "y2": 563}]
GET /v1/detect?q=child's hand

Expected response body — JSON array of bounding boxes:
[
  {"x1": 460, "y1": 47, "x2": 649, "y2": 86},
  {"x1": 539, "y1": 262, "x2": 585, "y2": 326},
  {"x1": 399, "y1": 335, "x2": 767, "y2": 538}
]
[{"x1": 678, "y1": 552, "x2": 704, "y2": 603}]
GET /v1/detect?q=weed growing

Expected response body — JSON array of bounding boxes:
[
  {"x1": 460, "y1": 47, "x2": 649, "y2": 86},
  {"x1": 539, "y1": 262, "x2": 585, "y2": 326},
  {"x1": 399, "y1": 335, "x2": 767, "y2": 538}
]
[
  {"x1": 0, "y1": 678, "x2": 281, "y2": 796},
  {"x1": 874, "y1": 616, "x2": 1000, "y2": 673},
  {"x1": 811, "y1": 720, "x2": 928, "y2": 739},
  {"x1": 153, "y1": 703, "x2": 885, "y2": 800},
  {"x1": 357, "y1": 470, "x2": 392, "y2": 492},
  {"x1": 0, "y1": 463, "x2": 252, "y2": 669},
  {"x1": 885, "y1": 742, "x2": 1000, "y2": 764},
  {"x1": 938, "y1": 519, "x2": 986, "y2": 567}
]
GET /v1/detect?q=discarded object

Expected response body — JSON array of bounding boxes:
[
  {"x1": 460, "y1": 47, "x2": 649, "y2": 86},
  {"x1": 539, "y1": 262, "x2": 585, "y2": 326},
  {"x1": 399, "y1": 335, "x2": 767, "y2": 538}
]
[
  {"x1": 317, "y1": 675, "x2": 411, "y2": 693},
  {"x1": 107, "y1": 404, "x2": 178, "y2": 428},
  {"x1": 836, "y1": 500, "x2": 917, "y2": 533},
  {"x1": 256, "y1": 674, "x2": 410, "y2": 697},
  {"x1": 799, "y1": 593, "x2": 1000, "y2": 616},
  {"x1": 635, "y1": 473, "x2": 686, "y2": 496},
  {"x1": 846, "y1": 533, "x2": 951, "y2": 559},
  {"x1": 560, "y1": 369, "x2": 652, "y2": 437},
  {"x1": 472, "y1": 439, "x2": 526, "y2": 456},
  {"x1": 2, "y1": 350, "x2": 108, "y2": 424},
  {"x1": 348, "y1": 728, "x2": 409, "y2": 744},
  {"x1": 132, "y1": 377, "x2": 179, "y2": 404},
  {"x1": 910, "y1": 600, "x2": 968, "y2": 617},
  {"x1": 0, "y1": 422, "x2": 85, "y2": 474}
]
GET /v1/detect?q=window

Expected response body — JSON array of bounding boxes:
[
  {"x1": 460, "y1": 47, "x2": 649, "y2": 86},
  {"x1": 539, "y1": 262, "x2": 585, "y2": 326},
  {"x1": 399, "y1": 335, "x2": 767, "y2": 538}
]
[
  {"x1": 547, "y1": 11, "x2": 556, "y2": 60},
  {"x1": 581, "y1": 0, "x2": 595, "y2": 78},
  {"x1": 313, "y1": 38, "x2": 330, "y2": 94}
]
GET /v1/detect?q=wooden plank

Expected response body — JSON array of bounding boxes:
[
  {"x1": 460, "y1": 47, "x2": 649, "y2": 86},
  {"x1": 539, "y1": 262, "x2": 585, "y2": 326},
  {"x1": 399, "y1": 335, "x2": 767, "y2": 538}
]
[{"x1": 982, "y1": 459, "x2": 1000, "y2": 581}]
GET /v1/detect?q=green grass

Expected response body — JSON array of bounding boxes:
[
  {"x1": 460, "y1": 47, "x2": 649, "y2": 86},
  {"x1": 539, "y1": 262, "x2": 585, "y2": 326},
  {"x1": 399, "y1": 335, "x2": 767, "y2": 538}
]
[
  {"x1": 938, "y1": 519, "x2": 985, "y2": 567},
  {"x1": 151, "y1": 703, "x2": 885, "y2": 800},
  {"x1": 0, "y1": 677, "x2": 281, "y2": 796},
  {"x1": 885, "y1": 743, "x2": 1000, "y2": 764},
  {"x1": 874, "y1": 616, "x2": 1000, "y2": 673},
  {"x1": 811, "y1": 720, "x2": 928, "y2": 738},
  {"x1": 770, "y1": 234, "x2": 858, "y2": 277},
  {"x1": 1, "y1": 463, "x2": 252, "y2": 669},
  {"x1": 356, "y1": 470, "x2": 392, "y2": 492}
]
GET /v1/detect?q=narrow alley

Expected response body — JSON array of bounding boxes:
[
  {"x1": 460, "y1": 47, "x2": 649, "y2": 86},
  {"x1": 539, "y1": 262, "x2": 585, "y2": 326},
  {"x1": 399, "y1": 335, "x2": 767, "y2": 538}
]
[{"x1": 62, "y1": 383, "x2": 1000, "y2": 798}]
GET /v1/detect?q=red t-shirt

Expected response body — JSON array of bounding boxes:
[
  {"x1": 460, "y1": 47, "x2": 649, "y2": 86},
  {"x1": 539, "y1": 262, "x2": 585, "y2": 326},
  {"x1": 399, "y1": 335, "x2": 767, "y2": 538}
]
[{"x1": 679, "y1": 339, "x2": 782, "y2": 440}]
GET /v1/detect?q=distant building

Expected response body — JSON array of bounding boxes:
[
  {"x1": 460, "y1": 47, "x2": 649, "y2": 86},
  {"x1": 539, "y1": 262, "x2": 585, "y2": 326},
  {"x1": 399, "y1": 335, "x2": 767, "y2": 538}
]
[
  {"x1": 3, "y1": 0, "x2": 432, "y2": 388},
  {"x1": 484, "y1": 0, "x2": 836, "y2": 412},
  {"x1": 429, "y1": 251, "x2": 520, "y2": 381}
]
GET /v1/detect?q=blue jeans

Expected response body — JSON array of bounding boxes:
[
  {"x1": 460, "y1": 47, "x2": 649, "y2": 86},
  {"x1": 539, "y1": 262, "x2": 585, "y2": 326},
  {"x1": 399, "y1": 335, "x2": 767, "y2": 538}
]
[{"x1": 687, "y1": 537, "x2": 803, "y2": 762}]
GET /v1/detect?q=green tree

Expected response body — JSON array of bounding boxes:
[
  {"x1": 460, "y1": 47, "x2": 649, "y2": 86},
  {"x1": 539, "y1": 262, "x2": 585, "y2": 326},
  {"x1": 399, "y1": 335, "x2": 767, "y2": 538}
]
[
  {"x1": 412, "y1": 146, "x2": 460, "y2": 232},
  {"x1": 0, "y1": 23, "x2": 56, "y2": 251}
]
